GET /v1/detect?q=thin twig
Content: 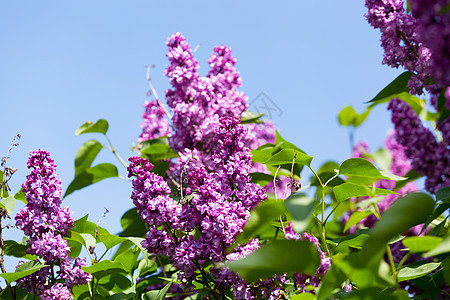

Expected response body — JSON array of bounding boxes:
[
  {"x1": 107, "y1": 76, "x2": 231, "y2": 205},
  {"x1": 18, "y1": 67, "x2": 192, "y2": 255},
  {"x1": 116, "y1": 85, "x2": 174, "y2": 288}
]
[{"x1": 146, "y1": 65, "x2": 172, "y2": 121}]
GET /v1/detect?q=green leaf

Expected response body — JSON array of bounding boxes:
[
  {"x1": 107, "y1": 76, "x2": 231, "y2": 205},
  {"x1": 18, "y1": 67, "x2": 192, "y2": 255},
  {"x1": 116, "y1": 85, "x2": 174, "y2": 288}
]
[
  {"x1": 424, "y1": 234, "x2": 450, "y2": 257},
  {"x1": 443, "y1": 257, "x2": 450, "y2": 286},
  {"x1": 224, "y1": 240, "x2": 320, "y2": 282},
  {"x1": 0, "y1": 261, "x2": 48, "y2": 283},
  {"x1": 75, "y1": 140, "x2": 104, "y2": 175},
  {"x1": 338, "y1": 106, "x2": 358, "y2": 127},
  {"x1": 119, "y1": 208, "x2": 147, "y2": 238},
  {"x1": 114, "y1": 247, "x2": 140, "y2": 275},
  {"x1": 138, "y1": 258, "x2": 157, "y2": 277},
  {"x1": 342, "y1": 288, "x2": 409, "y2": 299},
  {"x1": 65, "y1": 163, "x2": 118, "y2": 197},
  {"x1": 339, "y1": 158, "x2": 405, "y2": 181},
  {"x1": 333, "y1": 234, "x2": 370, "y2": 253},
  {"x1": 13, "y1": 190, "x2": 26, "y2": 204},
  {"x1": 333, "y1": 182, "x2": 397, "y2": 202},
  {"x1": 235, "y1": 198, "x2": 286, "y2": 245},
  {"x1": 82, "y1": 260, "x2": 127, "y2": 278},
  {"x1": 75, "y1": 119, "x2": 109, "y2": 136},
  {"x1": 285, "y1": 194, "x2": 316, "y2": 233},
  {"x1": 354, "y1": 109, "x2": 371, "y2": 127},
  {"x1": 141, "y1": 143, "x2": 179, "y2": 161},
  {"x1": 402, "y1": 236, "x2": 443, "y2": 253},
  {"x1": 0, "y1": 195, "x2": 16, "y2": 215},
  {"x1": 0, "y1": 171, "x2": 9, "y2": 198},
  {"x1": 367, "y1": 72, "x2": 412, "y2": 103},
  {"x1": 394, "y1": 169, "x2": 421, "y2": 190},
  {"x1": 316, "y1": 255, "x2": 347, "y2": 300},
  {"x1": 241, "y1": 110, "x2": 264, "y2": 124},
  {"x1": 263, "y1": 149, "x2": 313, "y2": 167},
  {"x1": 250, "y1": 172, "x2": 273, "y2": 187},
  {"x1": 275, "y1": 131, "x2": 303, "y2": 152},
  {"x1": 437, "y1": 186, "x2": 450, "y2": 203},
  {"x1": 3, "y1": 240, "x2": 36, "y2": 260},
  {"x1": 141, "y1": 282, "x2": 172, "y2": 300},
  {"x1": 398, "y1": 261, "x2": 441, "y2": 282},
  {"x1": 98, "y1": 232, "x2": 126, "y2": 249},
  {"x1": 66, "y1": 231, "x2": 96, "y2": 250},
  {"x1": 358, "y1": 193, "x2": 434, "y2": 267},
  {"x1": 344, "y1": 211, "x2": 374, "y2": 232},
  {"x1": 291, "y1": 293, "x2": 315, "y2": 300},
  {"x1": 366, "y1": 148, "x2": 392, "y2": 172}
]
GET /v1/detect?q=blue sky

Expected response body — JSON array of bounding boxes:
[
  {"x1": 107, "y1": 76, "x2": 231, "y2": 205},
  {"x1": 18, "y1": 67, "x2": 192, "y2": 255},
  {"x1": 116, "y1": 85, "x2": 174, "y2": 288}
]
[{"x1": 0, "y1": 1, "x2": 405, "y2": 268}]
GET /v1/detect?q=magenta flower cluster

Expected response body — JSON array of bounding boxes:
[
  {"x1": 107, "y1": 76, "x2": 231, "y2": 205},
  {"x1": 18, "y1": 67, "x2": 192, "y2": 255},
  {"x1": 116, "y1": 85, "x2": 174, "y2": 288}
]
[
  {"x1": 388, "y1": 99, "x2": 450, "y2": 192},
  {"x1": 410, "y1": 0, "x2": 450, "y2": 88},
  {"x1": 138, "y1": 100, "x2": 171, "y2": 142},
  {"x1": 365, "y1": 0, "x2": 434, "y2": 94},
  {"x1": 15, "y1": 150, "x2": 91, "y2": 299},
  {"x1": 129, "y1": 117, "x2": 266, "y2": 284}
]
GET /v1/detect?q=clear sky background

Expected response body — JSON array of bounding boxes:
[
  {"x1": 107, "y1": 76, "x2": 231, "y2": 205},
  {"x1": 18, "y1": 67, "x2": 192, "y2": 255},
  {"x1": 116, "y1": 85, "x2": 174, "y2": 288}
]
[{"x1": 0, "y1": 1, "x2": 406, "y2": 269}]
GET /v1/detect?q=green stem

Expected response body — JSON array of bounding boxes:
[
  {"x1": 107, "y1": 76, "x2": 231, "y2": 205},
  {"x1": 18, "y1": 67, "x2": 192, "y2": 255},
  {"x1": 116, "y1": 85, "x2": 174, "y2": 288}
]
[{"x1": 105, "y1": 135, "x2": 128, "y2": 169}]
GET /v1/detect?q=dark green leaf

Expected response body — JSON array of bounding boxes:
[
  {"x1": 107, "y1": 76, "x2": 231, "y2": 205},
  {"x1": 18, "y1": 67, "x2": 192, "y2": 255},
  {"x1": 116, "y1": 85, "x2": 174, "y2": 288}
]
[
  {"x1": 342, "y1": 288, "x2": 409, "y2": 299},
  {"x1": 285, "y1": 194, "x2": 315, "y2": 233},
  {"x1": 225, "y1": 240, "x2": 320, "y2": 282},
  {"x1": 75, "y1": 119, "x2": 109, "y2": 136},
  {"x1": 3, "y1": 240, "x2": 36, "y2": 260},
  {"x1": 402, "y1": 236, "x2": 443, "y2": 253},
  {"x1": 333, "y1": 234, "x2": 370, "y2": 252},
  {"x1": 75, "y1": 140, "x2": 104, "y2": 176},
  {"x1": 250, "y1": 172, "x2": 273, "y2": 187},
  {"x1": 241, "y1": 110, "x2": 264, "y2": 124},
  {"x1": 437, "y1": 187, "x2": 450, "y2": 203},
  {"x1": 65, "y1": 163, "x2": 118, "y2": 197},
  {"x1": 119, "y1": 208, "x2": 147, "y2": 238},
  {"x1": 367, "y1": 72, "x2": 412, "y2": 103},
  {"x1": 398, "y1": 261, "x2": 441, "y2": 282},
  {"x1": 0, "y1": 261, "x2": 48, "y2": 283}
]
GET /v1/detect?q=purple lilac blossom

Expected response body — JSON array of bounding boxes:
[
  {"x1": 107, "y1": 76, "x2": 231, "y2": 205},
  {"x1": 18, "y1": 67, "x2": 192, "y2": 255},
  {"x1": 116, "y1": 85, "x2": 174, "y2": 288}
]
[
  {"x1": 15, "y1": 150, "x2": 91, "y2": 298},
  {"x1": 388, "y1": 99, "x2": 450, "y2": 192},
  {"x1": 410, "y1": 0, "x2": 450, "y2": 88},
  {"x1": 129, "y1": 118, "x2": 266, "y2": 284},
  {"x1": 138, "y1": 100, "x2": 171, "y2": 143},
  {"x1": 365, "y1": 0, "x2": 434, "y2": 94}
]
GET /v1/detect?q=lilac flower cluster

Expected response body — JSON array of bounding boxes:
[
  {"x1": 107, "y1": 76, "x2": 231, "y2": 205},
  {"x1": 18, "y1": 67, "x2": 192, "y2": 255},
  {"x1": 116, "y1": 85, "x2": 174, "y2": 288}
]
[
  {"x1": 129, "y1": 118, "x2": 266, "y2": 284},
  {"x1": 410, "y1": 0, "x2": 450, "y2": 88},
  {"x1": 388, "y1": 99, "x2": 450, "y2": 192},
  {"x1": 15, "y1": 150, "x2": 91, "y2": 299},
  {"x1": 365, "y1": 0, "x2": 433, "y2": 94},
  {"x1": 138, "y1": 100, "x2": 171, "y2": 143}
]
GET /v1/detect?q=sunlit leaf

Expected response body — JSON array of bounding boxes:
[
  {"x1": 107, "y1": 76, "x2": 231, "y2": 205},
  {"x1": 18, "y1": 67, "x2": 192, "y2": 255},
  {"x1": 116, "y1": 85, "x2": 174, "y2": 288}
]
[{"x1": 75, "y1": 119, "x2": 109, "y2": 136}]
